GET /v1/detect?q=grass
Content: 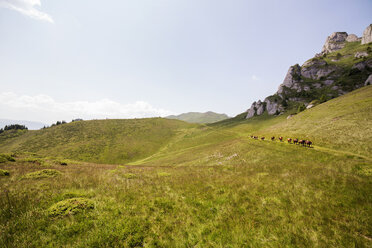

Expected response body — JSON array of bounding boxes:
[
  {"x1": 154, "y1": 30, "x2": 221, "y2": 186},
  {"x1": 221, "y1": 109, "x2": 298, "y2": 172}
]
[
  {"x1": 47, "y1": 198, "x2": 95, "y2": 217},
  {"x1": 22, "y1": 169, "x2": 61, "y2": 179},
  {"x1": 0, "y1": 118, "x2": 194, "y2": 164},
  {"x1": 0, "y1": 169, "x2": 9, "y2": 176},
  {"x1": 0, "y1": 153, "x2": 16, "y2": 163},
  {"x1": 0, "y1": 87, "x2": 371, "y2": 247}
]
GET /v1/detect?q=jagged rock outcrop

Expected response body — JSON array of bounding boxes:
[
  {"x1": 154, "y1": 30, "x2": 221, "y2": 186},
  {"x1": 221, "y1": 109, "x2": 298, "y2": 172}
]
[
  {"x1": 361, "y1": 24, "x2": 372, "y2": 45},
  {"x1": 277, "y1": 64, "x2": 301, "y2": 95},
  {"x1": 301, "y1": 60, "x2": 339, "y2": 80},
  {"x1": 265, "y1": 98, "x2": 284, "y2": 115},
  {"x1": 245, "y1": 24, "x2": 372, "y2": 119},
  {"x1": 321, "y1": 32, "x2": 348, "y2": 54}
]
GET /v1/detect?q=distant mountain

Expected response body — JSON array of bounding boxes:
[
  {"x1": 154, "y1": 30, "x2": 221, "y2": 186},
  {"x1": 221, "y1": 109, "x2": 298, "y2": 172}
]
[
  {"x1": 166, "y1": 111, "x2": 229, "y2": 124},
  {"x1": 0, "y1": 119, "x2": 47, "y2": 130}
]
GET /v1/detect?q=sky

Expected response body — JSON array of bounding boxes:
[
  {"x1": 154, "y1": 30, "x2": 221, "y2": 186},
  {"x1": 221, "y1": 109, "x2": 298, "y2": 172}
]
[{"x1": 0, "y1": 0, "x2": 371, "y2": 124}]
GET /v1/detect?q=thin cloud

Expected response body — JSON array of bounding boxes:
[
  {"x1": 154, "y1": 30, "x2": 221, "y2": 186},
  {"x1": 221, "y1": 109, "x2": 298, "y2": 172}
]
[
  {"x1": 0, "y1": 0, "x2": 54, "y2": 23},
  {"x1": 0, "y1": 92, "x2": 174, "y2": 123},
  {"x1": 251, "y1": 75, "x2": 260, "y2": 81}
]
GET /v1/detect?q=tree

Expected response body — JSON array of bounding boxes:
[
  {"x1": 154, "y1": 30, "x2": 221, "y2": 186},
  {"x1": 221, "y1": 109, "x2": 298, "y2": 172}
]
[{"x1": 3, "y1": 124, "x2": 28, "y2": 131}]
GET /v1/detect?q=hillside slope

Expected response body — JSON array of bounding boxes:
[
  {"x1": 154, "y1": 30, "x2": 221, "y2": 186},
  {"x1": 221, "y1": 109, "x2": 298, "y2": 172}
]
[
  {"x1": 0, "y1": 118, "x2": 194, "y2": 164},
  {"x1": 166, "y1": 111, "x2": 229, "y2": 124},
  {"x1": 132, "y1": 85, "x2": 372, "y2": 166},
  {"x1": 1, "y1": 88, "x2": 371, "y2": 248}
]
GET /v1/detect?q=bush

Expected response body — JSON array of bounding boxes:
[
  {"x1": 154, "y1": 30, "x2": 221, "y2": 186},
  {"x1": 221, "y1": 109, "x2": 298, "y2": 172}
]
[
  {"x1": 0, "y1": 169, "x2": 10, "y2": 176},
  {"x1": 48, "y1": 198, "x2": 95, "y2": 217},
  {"x1": 297, "y1": 103, "x2": 306, "y2": 113},
  {"x1": 22, "y1": 169, "x2": 61, "y2": 179}
]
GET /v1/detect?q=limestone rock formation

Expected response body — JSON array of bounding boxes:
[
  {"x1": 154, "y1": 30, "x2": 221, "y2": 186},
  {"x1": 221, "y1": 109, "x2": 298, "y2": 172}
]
[
  {"x1": 361, "y1": 24, "x2": 372, "y2": 45},
  {"x1": 321, "y1": 32, "x2": 348, "y2": 54},
  {"x1": 265, "y1": 98, "x2": 283, "y2": 115},
  {"x1": 346, "y1": 34, "x2": 360, "y2": 42},
  {"x1": 277, "y1": 64, "x2": 301, "y2": 94},
  {"x1": 245, "y1": 24, "x2": 372, "y2": 119},
  {"x1": 301, "y1": 60, "x2": 339, "y2": 80}
]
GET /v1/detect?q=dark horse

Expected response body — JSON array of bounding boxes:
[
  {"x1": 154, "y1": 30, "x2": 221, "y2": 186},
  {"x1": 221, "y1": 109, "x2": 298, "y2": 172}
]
[
  {"x1": 305, "y1": 140, "x2": 313, "y2": 147},
  {"x1": 293, "y1": 138, "x2": 298, "y2": 145},
  {"x1": 287, "y1": 138, "x2": 292, "y2": 143},
  {"x1": 279, "y1": 137, "x2": 283, "y2": 142},
  {"x1": 298, "y1": 140, "x2": 305, "y2": 146},
  {"x1": 261, "y1": 137, "x2": 265, "y2": 141},
  {"x1": 271, "y1": 136, "x2": 275, "y2": 141}
]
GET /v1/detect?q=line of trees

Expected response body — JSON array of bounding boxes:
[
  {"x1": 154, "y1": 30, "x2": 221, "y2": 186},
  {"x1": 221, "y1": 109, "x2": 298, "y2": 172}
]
[{"x1": 0, "y1": 124, "x2": 28, "y2": 134}]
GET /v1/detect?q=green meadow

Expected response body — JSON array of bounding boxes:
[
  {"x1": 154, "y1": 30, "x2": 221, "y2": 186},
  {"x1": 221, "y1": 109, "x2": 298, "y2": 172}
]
[{"x1": 0, "y1": 86, "x2": 371, "y2": 247}]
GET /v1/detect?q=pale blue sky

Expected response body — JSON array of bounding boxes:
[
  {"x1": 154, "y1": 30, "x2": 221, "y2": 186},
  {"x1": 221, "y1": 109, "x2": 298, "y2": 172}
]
[{"x1": 0, "y1": 0, "x2": 371, "y2": 123}]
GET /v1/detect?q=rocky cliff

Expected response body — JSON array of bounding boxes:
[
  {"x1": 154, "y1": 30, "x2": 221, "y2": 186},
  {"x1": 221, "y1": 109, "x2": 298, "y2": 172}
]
[{"x1": 246, "y1": 24, "x2": 372, "y2": 119}]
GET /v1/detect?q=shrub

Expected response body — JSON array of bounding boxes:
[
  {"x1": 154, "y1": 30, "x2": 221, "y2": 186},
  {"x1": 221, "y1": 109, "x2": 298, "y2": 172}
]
[
  {"x1": 22, "y1": 169, "x2": 61, "y2": 179},
  {"x1": 47, "y1": 198, "x2": 95, "y2": 217},
  {"x1": 0, "y1": 169, "x2": 10, "y2": 176},
  {"x1": 297, "y1": 103, "x2": 306, "y2": 113}
]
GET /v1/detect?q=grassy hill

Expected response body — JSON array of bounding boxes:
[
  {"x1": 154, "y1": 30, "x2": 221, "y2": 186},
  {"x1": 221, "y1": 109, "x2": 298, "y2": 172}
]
[
  {"x1": 166, "y1": 111, "x2": 229, "y2": 124},
  {"x1": 0, "y1": 118, "x2": 194, "y2": 164},
  {"x1": 0, "y1": 86, "x2": 371, "y2": 247}
]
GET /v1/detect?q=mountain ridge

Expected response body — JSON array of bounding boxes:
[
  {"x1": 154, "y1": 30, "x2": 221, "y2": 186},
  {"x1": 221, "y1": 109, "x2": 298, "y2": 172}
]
[{"x1": 166, "y1": 111, "x2": 229, "y2": 124}]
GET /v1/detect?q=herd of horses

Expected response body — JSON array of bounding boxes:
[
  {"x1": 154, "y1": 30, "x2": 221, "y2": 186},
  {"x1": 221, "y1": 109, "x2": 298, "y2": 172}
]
[{"x1": 250, "y1": 135, "x2": 313, "y2": 147}]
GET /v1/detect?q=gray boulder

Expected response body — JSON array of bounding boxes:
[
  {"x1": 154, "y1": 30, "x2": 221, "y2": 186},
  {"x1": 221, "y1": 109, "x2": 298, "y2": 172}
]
[
  {"x1": 301, "y1": 64, "x2": 338, "y2": 80},
  {"x1": 321, "y1": 32, "x2": 348, "y2": 54},
  {"x1": 365, "y1": 74, "x2": 372, "y2": 86},
  {"x1": 361, "y1": 24, "x2": 372, "y2": 45},
  {"x1": 355, "y1": 51, "x2": 369, "y2": 58},
  {"x1": 346, "y1": 34, "x2": 360, "y2": 42}
]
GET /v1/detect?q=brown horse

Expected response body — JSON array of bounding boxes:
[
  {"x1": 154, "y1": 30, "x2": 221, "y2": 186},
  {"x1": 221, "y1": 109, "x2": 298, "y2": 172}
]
[
  {"x1": 279, "y1": 137, "x2": 283, "y2": 142},
  {"x1": 253, "y1": 136, "x2": 258, "y2": 140},
  {"x1": 293, "y1": 138, "x2": 298, "y2": 145},
  {"x1": 271, "y1": 136, "x2": 275, "y2": 141},
  {"x1": 298, "y1": 140, "x2": 305, "y2": 146},
  {"x1": 287, "y1": 138, "x2": 292, "y2": 144},
  {"x1": 305, "y1": 140, "x2": 312, "y2": 147},
  {"x1": 261, "y1": 137, "x2": 265, "y2": 141}
]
